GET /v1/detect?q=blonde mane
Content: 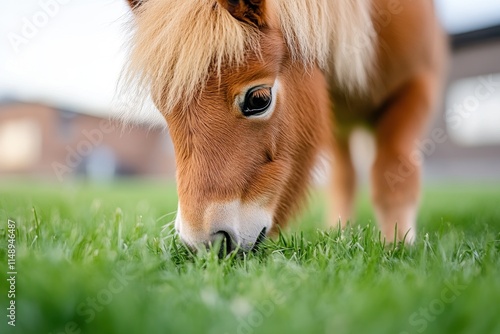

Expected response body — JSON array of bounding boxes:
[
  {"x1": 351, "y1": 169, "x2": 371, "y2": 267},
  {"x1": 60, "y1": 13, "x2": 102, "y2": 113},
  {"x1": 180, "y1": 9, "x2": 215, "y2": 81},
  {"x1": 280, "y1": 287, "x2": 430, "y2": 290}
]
[
  {"x1": 278, "y1": 0, "x2": 376, "y2": 91},
  {"x1": 121, "y1": 0, "x2": 376, "y2": 117}
]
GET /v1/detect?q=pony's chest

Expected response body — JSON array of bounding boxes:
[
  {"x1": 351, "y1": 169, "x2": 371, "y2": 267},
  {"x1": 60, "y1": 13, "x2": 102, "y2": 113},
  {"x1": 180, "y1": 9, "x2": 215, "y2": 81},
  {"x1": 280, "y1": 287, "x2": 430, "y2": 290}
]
[{"x1": 329, "y1": 85, "x2": 385, "y2": 127}]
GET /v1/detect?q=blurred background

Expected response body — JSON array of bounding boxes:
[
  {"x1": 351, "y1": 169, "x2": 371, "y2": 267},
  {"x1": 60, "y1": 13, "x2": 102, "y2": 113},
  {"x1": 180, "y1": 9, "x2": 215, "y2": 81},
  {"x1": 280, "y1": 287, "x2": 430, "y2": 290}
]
[{"x1": 0, "y1": 0, "x2": 499, "y2": 184}]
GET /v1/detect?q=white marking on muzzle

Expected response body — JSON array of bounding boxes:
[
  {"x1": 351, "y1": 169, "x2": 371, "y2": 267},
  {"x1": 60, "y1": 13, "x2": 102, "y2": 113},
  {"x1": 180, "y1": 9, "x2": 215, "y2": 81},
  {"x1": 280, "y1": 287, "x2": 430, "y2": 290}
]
[{"x1": 175, "y1": 201, "x2": 273, "y2": 251}]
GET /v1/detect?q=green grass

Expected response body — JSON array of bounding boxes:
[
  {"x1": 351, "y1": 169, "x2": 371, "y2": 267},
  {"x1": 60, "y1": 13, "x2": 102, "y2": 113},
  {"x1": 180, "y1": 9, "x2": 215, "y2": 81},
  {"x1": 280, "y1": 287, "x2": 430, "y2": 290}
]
[{"x1": 1, "y1": 181, "x2": 500, "y2": 334}]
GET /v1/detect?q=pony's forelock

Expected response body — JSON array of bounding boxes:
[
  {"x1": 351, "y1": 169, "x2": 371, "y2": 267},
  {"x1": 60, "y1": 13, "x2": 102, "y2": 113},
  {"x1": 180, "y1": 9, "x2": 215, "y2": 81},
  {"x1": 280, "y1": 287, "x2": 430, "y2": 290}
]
[
  {"x1": 121, "y1": 0, "x2": 260, "y2": 116},
  {"x1": 121, "y1": 0, "x2": 376, "y2": 117}
]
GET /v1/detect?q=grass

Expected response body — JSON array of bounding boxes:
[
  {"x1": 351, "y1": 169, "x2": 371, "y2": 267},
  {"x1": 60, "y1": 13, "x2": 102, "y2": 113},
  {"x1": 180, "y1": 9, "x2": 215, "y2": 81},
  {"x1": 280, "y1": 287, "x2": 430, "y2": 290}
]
[{"x1": 1, "y1": 181, "x2": 500, "y2": 334}]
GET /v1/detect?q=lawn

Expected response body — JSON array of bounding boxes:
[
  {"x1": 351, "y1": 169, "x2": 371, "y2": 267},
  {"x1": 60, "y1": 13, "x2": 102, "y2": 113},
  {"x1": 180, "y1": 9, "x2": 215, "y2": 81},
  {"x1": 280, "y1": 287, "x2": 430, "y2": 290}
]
[{"x1": 1, "y1": 181, "x2": 500, "y2": 334}]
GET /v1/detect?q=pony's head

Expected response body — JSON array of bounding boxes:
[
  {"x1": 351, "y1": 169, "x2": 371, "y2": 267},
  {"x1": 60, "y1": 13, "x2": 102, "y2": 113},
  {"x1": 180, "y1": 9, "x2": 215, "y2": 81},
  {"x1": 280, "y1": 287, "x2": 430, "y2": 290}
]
[{"x1": 125, "y1": 0, "x2": 333, "y2": 251}]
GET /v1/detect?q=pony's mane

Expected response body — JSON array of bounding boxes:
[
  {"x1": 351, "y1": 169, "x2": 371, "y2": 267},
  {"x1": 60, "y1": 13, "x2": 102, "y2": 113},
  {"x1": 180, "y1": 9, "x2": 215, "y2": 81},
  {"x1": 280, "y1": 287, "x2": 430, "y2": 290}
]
[
  {"x1": 121, "y1": 0, "x2": 376, "y2": 118},
  {"x1": 279, "y1": 0, "x2": 376, "y2": 91}
]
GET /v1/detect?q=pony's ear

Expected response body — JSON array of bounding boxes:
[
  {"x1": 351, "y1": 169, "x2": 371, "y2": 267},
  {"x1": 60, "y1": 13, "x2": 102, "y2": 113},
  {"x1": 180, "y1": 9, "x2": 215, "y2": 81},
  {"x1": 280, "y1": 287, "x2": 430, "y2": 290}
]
[
  {"x1": 126, "y1": 0, "x2": 143, "y2": 10},
  {"x1": 217, "y1": 0, "x2": 267, "y2": 27}
]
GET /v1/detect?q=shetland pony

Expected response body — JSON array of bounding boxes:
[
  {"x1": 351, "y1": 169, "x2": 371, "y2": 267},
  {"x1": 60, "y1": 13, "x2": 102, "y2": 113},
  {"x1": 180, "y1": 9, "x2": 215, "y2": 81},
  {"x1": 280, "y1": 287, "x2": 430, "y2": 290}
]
[{"x1": 123, "y1": 0, "x2": 447, "y2": 251}]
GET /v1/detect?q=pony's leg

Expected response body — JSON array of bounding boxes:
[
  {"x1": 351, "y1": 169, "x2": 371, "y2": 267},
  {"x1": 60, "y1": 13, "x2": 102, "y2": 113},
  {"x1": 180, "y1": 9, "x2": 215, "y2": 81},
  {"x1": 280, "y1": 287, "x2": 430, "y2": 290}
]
[
  {"x1": 371, "y1": 75, "x2": 437, "y2": 243},
  {"x1": 328, "y1": 134, "x2": 356, "y2": 229}
]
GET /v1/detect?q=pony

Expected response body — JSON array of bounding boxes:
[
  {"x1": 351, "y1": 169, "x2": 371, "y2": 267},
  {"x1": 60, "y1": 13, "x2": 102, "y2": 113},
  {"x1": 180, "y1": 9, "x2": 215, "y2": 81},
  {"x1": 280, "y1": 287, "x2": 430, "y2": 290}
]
[{"x1": 122, "y1": 0, "x2": 447, "y2": 251}]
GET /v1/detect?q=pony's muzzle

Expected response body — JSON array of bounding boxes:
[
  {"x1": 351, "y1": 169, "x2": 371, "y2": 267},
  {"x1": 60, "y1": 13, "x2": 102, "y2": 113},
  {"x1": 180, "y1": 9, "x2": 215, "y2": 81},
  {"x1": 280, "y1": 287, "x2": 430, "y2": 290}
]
[
  {"x1": 210, "y1": 227, "x2": 267, "y2": 255},
  {"x1": 175, "y1": 201, "x2": 273, "y2": 253}
]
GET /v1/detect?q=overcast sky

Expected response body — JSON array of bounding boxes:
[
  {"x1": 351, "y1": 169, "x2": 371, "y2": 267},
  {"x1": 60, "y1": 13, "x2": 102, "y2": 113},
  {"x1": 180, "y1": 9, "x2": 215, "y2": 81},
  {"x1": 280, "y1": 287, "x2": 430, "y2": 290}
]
[
  {"x1": 1, "y1": 0, "x2": 500, "y2": 117},
  {"x1": 0, "y1": 0, "x2": 130, "y2": 117}
]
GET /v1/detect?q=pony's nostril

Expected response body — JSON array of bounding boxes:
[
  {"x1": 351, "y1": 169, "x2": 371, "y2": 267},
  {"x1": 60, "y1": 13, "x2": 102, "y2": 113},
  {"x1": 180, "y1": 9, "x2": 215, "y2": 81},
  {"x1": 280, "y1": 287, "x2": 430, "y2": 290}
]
[
  {"x1": 252, "y1": 227, "x2": 267, "y2": 251},
  {"x1": 214, "y1": 230, "x2": 234, "y2": 255}
]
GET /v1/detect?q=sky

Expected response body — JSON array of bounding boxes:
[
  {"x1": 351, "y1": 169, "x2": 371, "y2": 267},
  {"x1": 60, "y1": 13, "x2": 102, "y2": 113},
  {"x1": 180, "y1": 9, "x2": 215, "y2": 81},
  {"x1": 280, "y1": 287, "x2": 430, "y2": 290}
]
[
  {"x1": 0, "y1": 0, "x2": 131, "y2": 118},
  {"x1": 0, "y1": 0, "x2": 500, "y2": 118}
]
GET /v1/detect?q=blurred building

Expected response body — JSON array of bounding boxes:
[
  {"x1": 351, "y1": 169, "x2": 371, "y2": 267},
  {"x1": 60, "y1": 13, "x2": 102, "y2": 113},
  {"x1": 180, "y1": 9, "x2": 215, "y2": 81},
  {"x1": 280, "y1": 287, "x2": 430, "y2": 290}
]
[
  {"x1": 424, "y1": 25, "x2": 500, "y2": 181},
  {"x1": 0, "y1": 102, "x2": 175, "y2": 181}
]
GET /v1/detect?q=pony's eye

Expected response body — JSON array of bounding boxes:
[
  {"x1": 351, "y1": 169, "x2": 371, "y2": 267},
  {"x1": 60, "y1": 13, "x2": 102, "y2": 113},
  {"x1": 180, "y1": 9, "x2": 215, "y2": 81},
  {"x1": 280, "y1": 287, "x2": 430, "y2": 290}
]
[{"x1": 242, "y1": 86, "x2": 272, "y2": 117}]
